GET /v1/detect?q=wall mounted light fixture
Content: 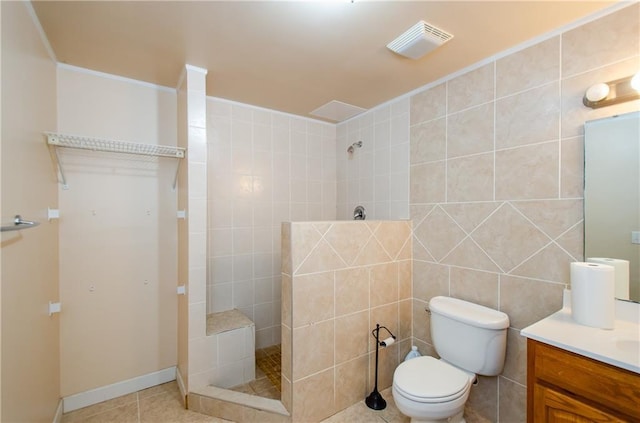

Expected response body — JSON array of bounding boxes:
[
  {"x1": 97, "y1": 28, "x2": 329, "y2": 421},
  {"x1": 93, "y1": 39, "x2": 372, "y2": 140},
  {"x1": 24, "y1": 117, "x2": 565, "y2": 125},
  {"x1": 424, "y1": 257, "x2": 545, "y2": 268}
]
[{"x1": 583, "y1": 72, "x2": 640, "y2": 109}]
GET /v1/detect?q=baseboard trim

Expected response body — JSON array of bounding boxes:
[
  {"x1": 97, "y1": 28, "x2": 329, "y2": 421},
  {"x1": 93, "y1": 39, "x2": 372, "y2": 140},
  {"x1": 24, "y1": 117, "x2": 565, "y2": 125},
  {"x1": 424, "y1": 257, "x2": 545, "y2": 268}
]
[
  {"x1": 52, "y1": 399, "x2": 63, "y2": 423},
  {"x1": 63, "y1": 367, "x2": 176, "y2": 413},
  {"x1": 176, "y1": 367, "x2": 187, "y2": 406}
]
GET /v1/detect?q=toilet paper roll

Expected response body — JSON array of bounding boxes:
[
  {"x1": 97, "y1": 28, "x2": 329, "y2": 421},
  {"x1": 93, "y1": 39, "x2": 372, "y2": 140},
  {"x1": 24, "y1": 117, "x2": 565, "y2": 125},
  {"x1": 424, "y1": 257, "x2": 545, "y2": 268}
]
[
  {"x1": 570, "y1": 262, "x2": 615, "y2": 329},
  {"x1": 587, "y1": 257, "x2": 630, "y2": 300},
  {"x1": 380, "y1": 337, "x2": 395, "y2": 347}
]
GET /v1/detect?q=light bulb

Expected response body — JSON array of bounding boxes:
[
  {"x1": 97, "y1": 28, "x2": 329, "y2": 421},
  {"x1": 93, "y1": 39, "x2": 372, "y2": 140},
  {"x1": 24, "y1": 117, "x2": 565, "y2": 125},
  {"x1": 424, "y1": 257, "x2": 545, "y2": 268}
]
[
  {"x1": 585, "y1": 83, "x2": 610, "y2": 102},
  {"x1": 631, "y1": 72, "x2": 640, "y2": 91}
]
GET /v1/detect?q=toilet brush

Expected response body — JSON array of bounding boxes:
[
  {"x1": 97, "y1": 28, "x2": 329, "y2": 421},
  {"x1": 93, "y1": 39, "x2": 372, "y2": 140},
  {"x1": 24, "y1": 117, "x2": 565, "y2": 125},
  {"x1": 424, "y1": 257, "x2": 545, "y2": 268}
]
[{"x1": 365, "y1": 323, "x2": 396, "y2": 410}]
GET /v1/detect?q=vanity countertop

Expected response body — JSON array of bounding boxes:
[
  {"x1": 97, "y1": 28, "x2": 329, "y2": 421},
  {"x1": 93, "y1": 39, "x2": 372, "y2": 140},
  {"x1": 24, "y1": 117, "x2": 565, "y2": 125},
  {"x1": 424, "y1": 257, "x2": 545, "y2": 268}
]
[{"x1": 521, "y1": 293, "x2": 640, "y2": 374}]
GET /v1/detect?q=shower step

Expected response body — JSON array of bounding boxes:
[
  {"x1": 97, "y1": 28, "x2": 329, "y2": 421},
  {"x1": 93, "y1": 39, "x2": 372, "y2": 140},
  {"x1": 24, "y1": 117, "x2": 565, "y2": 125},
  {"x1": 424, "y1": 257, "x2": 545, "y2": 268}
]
[{"x1": 189, "y1": 385, "x2": 290, "y2": 422}]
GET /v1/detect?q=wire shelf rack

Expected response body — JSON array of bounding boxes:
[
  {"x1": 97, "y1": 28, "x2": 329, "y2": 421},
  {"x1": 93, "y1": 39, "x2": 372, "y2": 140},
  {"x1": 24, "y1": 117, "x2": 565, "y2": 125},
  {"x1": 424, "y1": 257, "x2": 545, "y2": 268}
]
[
  {"x1": 45, "y1": 132, "x2": 185, "y2": 189},
  {"x1": 46, "y1": 132, "x2": 184, "y2": 158}
]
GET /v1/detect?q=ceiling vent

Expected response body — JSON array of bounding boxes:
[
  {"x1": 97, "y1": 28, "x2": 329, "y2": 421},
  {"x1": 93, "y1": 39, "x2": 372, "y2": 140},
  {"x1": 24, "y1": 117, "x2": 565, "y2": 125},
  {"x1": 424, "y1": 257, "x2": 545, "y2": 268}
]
[
  {"x1": 310, "y1": 100, "x2": 367, "y2": 122},
  {"x1": 387, "y1": 21, "x2": 453, "y2": 60}
]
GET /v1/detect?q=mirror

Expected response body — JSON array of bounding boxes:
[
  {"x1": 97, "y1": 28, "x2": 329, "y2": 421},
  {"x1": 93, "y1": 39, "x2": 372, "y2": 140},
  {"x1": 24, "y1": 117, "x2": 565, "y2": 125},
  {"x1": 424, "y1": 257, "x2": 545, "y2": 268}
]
[{"x1": 584, "y1": 111, "x2": 640, "y2": 302}]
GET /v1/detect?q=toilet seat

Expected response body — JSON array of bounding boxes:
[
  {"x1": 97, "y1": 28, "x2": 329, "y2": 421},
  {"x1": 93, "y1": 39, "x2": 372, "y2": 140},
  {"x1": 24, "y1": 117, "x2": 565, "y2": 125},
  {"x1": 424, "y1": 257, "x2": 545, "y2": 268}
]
[{"x1": 393, "y1": 356, "x2": 472, "y2": 404}]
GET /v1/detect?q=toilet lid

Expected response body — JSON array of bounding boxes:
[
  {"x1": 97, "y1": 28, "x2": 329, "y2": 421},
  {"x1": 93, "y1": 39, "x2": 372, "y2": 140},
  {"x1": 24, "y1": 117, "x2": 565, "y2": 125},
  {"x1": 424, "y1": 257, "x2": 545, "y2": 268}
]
[{"x1": 393, "y1": 356, "x2": 471, "y2": 403}]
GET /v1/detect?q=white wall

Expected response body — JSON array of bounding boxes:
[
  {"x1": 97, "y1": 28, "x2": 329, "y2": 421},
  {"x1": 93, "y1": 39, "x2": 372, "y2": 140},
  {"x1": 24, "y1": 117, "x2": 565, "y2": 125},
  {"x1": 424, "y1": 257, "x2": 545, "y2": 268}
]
[
  {"x1": 336, "y1": 98, "x2": 410, "y2": 220},
  {"x1": 207, "y1": 99, "x2": 336, "y2": 349},
  {"x1": 1, "y1": 2, "x2": 60, "y2": 421},
  {"x1": 56, "y1": 66, "x2": 178, "y2": 396}
]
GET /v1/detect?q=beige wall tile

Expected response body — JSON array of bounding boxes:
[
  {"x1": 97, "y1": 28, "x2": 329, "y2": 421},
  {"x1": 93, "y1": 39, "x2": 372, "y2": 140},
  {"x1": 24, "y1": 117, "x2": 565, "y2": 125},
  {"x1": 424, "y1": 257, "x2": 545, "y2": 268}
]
[
  {"x1": 413, "y1": 260, "x2": 449, "y2": 301},
  {"x1": 495, "y1": 141, "x2": 559, "y2": 200},
  {"x1": 498, "y1": 377, "x2": 526, "y2": 423},
  {"x1": 413, "y1": 236, "x2": 436, "y2": 262},
  {"x1": 398, "y1": 299, "x2": 412, "y2": 341},
  {"x1": 560, "y1": 136, "x2": 584, "y2": 198},
  {"x1": 466, "y1": 376, "x2": 497, "y2": 423},
  {"x1": 441, "y1": 202, "x2": 500, "y2": 233},
  {"x1": 450, "y1": 268, "x2": 499, "y2": 309},
  {"x1": 292, "y1": 320, "x2": 334, "y2": 380},
  {"x1": 447, "y1": 153, "x2": 494, "y2": 202},
  {"x1": 282, "y1": 273, "x2": 292, "y2": 328},
  {"x1": 410, "y1": 83, "x2": 446, "y2": 125},
  {"x1": 556, "y1": 222, "x2": 584, "y2": 262},
  {"x1": 335, "y1": 356, "x2": 369, "y2": 412},
  {"x1": 281, "y1": 375, "x2": 292, "y2": 412},
  {"x1": 292, "y1": 272, "x2": 334, "y2": 328},
  {"x1": 511, "y1": 199, "x2": 583, "y2": 239},
  {"x1": 370, "y1": 262, "x2": 399, "y2": 307},
  {"x1": 441, "y1": 238, "x2": 502, "y2": 273},
  {"x1": 290, "y1": 223, "x2": 323, "y2": 271},
  {"x1": 496, "y1": 37, "x2": 560, "y2": 98},
  {"x1": 447, "y1": 63, "x2": 494, "y2": 113},
  {"x1": 295, "y1": 238, "x2": 347, "y2": 275},
  {"x1": 281, "y1": 325, "x2": 292, "y2": 380},
  {"x1": 335, "y1": 267, "x2": 370, "y2": 317},
  {"x1": 447, "y1": 104, "x2": 494, "y2": 158},
  {"x1": 562, "y1": 3, "x2": 640, "y2": 77},
  {"x1": 412, "y1": 299, "x2": 431, "y2": 345},
  {"x1": 499, "y1": 276, "x2": 564, "y2": 330},
  {"x1": 325, "y1": 222, "x2": 373, "y2": 266},
  {"x1": 335, "y1": 311, "x2": 369, "y2": 364},
  {"x1": 410, "y1": 118, "x2": 446, "y2": 164},
  {"x1": 398, "y1": 260, "x2": 412, "y2": 300},
  {"x1": 353, "y1": 237, "x2": 392, "y2": 266},
  {"x1": 510, "y1": 243, "x2": 574, "y2": 283},
  {"x1": 502, "y1": 328, "x2": 527, "y2": 386},
  {"x1": 414, "y1": 207, "x2": 467, "y2": 261},
  {"x1": 410, "y1": 161, "x2": 446, "y2": 204},
  {"x1": 292, "y1": 369, "x2": 335, "y2": 422},
  {"x1": 496, "y1": 83, "x2": 560, "y2": 149},
  {"x1": 471, "y1": 204, "x2": 550, "y2": 273},
  {"x1": 374, "y1": 221, "x2": 412, "y2": 260}
]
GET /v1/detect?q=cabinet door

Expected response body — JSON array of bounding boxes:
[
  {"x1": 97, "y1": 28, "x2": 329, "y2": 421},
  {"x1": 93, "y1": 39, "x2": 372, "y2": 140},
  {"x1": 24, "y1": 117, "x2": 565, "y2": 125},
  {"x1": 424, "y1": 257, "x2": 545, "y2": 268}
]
[{"x1": 534, "y1": 384, "x2": 626, "y2": 423}]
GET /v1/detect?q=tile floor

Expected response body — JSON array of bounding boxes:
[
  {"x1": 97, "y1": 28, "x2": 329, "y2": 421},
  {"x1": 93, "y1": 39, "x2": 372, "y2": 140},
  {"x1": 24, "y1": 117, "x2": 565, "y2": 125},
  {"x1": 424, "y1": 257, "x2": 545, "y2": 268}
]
[
  {"x1": 61, "y1": 381, "x2": 228, "y2": 423},
  {"x1": 230, "y1": 344, "x2": 281, "y2": 399},
  {"x1": 61, "y1": 345, "x2": 412, "y2": 423},
  {"x1": 61, "y1": 381, "x2": 409, "y2": 423}
]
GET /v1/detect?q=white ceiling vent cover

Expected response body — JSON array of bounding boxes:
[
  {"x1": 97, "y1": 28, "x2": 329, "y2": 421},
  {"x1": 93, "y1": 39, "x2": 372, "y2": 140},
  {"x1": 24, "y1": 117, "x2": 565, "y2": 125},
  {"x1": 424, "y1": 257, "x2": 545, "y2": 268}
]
[{"x1": 387, "y1": 21, "x2": 453, "y2": 60}]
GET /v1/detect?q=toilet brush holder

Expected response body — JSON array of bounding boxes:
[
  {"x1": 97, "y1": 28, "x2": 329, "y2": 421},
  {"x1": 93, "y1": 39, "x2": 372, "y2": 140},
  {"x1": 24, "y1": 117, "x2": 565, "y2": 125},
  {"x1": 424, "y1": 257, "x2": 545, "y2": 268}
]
[{"x1": 365, "y1": 323, "x2": 396, "y2": 410}]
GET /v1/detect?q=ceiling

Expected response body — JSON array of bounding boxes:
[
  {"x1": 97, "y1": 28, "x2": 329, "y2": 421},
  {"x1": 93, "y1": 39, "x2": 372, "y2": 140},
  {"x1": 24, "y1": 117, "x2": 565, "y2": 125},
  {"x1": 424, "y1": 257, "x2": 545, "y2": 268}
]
[{"x1": 32, "y1": 1, "x2": 617, "y2": 122}]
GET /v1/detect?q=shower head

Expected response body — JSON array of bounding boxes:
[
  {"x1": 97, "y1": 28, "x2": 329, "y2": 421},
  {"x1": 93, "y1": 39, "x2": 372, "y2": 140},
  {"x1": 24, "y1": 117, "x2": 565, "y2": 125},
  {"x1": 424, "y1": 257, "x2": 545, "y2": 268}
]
[{"x1": 347, "y1": 140, "x2": 363, "y2": 154}]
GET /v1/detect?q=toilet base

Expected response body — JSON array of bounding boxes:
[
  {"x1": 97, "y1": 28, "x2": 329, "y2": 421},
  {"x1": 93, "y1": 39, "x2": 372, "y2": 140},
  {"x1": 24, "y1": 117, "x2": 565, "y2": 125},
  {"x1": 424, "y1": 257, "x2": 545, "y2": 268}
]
[{"x1": 409, "y1": 410, "x2": 465, "y2": 423}]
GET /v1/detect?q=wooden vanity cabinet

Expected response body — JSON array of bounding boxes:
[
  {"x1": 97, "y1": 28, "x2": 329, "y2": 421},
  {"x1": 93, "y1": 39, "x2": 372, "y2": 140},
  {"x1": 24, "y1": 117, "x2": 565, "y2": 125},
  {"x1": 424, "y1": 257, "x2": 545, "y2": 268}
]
[{"x1": 527, "y1": 339, "x2": 640, "y2": 423}]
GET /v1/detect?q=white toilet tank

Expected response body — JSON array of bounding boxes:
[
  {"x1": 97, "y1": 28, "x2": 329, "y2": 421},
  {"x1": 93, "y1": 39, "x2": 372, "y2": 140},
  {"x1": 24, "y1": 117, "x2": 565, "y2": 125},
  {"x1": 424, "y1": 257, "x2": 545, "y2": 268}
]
[{"x1": 429, "y1": 296, "x2": 509, "y2": 376}]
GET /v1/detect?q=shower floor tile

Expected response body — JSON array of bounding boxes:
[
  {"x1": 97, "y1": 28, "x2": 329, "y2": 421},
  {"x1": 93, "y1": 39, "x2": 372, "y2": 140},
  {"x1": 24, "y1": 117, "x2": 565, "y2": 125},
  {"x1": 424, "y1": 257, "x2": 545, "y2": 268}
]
[{"x1": 230, "y1": 344, "x2": 281, "y2": 400}]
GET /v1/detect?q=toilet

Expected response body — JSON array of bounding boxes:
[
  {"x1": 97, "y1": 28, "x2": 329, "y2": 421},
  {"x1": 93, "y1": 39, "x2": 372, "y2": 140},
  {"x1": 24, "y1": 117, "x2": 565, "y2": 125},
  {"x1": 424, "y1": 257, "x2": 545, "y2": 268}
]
[{"x1": 392, "y1": 296, "x2": 509, "y2": 423}]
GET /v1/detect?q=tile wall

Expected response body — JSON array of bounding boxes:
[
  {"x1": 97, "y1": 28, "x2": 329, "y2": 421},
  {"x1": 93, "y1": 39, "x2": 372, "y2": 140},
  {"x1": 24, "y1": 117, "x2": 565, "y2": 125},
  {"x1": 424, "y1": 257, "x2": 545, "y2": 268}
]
[
  {"x1": 409, "y1": 5, "x2": 639, "y2": 422},
  {"x1": 207, "y1": 100, "x2": 337, "y2": 349},
  {"x1": 180, "y1": 66, "x2": 210, "y2": 392},
  {"x1": 281, "y1": 220, "x2": 412, "y2": 422},
  {"x1": 336, "y1": 98, "x2": 410, "y2": 220}
]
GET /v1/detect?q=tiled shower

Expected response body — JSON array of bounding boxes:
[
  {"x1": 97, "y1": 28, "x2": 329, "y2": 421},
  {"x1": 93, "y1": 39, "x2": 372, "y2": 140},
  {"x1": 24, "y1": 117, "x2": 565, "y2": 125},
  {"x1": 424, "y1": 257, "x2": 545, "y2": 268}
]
[{"x1": 206, "y1": 100, "x2": 337, "y2": 350}]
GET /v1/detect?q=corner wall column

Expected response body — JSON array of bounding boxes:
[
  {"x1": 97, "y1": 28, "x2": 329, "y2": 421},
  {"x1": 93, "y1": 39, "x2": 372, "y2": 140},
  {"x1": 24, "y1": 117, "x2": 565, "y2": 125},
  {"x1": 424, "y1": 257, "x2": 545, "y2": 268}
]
[{"x1": 177, "y1": 64, "x2": 208, "y2": 400}]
